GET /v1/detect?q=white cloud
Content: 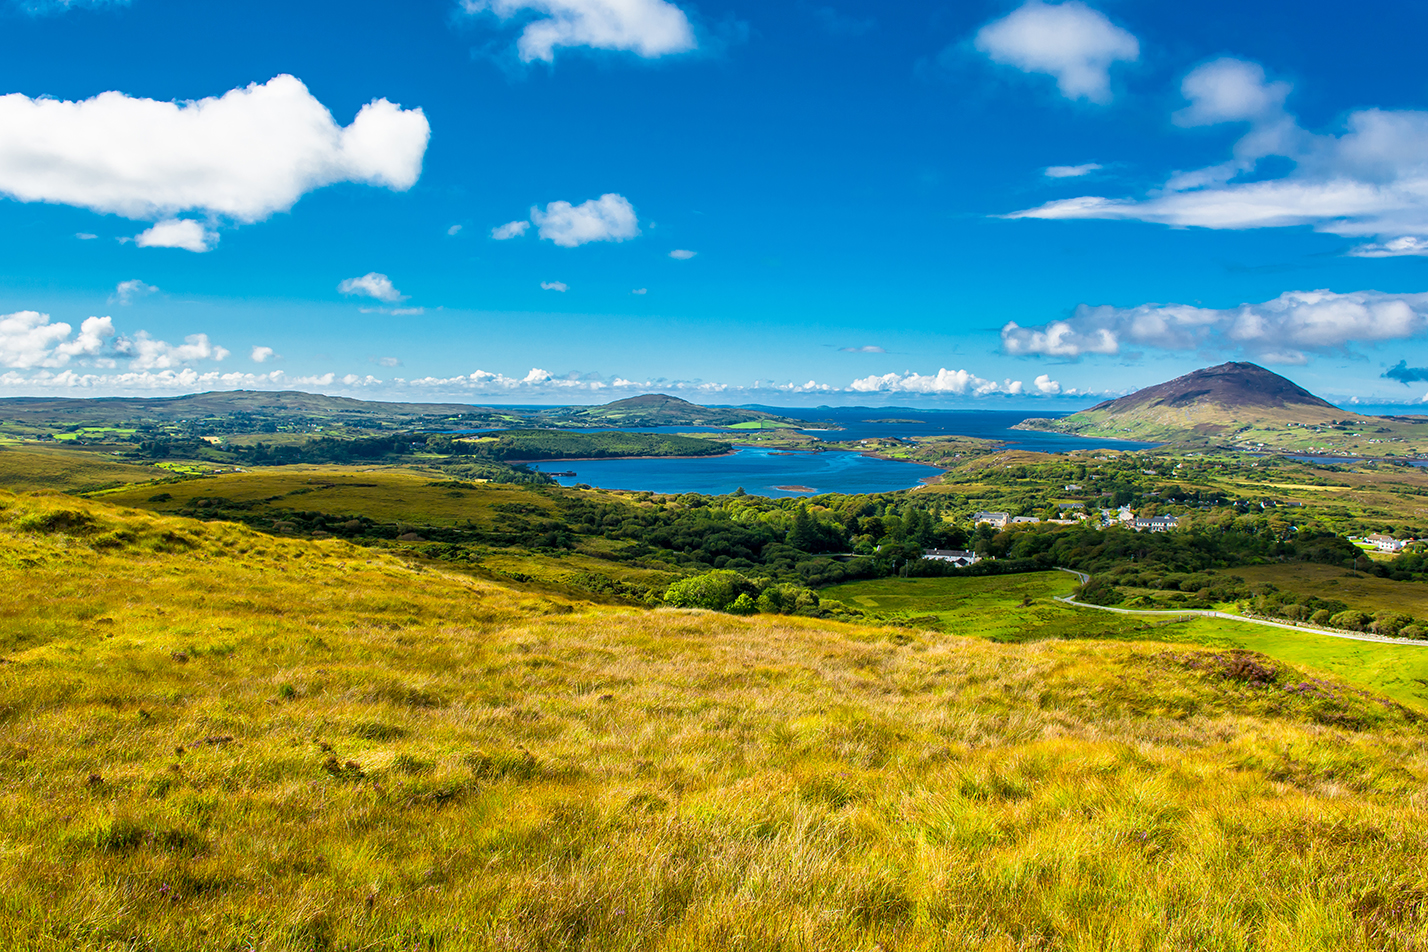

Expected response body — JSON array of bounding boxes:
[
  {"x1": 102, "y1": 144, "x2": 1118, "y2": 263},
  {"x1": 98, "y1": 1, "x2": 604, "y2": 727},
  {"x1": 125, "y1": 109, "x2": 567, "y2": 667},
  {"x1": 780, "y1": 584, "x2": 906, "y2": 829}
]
[
  {"x1": 339, "y1": 273, "x2": 406, "y2": 303},
  {"x1": 1001, "y1": 289, "x2": 1428, "y2": 364},
  {"x1": 850, "y1": 368, "x2": 1025, "y2": 396},
  {"x1": 0, "y1": 75, "x2": 429, "y2": 229},
  {"x1": 250, "y1": 346, "x2": 275, "y2": 363},
  {"x1": 974, "y1": 1, "x2": 1139, "y2": 104},
  {"x1": 447, "y1": 224, "x2": 463, "y2": 236},
  {"x1": 668, "y1": 248, "x2": 696, "y2": 259},
  {"x1": 375, "y1": 357, "x2": 402, "y2": 368},
  {"x1": 840, "y1": 345, "x2": 886, "y2": 353},
  {"x1": 133, "y1": 219, "x2": 216, "y2": 252},
  {"x1": 531, "y1": 193, "x2": 639, "y2": 247},
  {"x1": 632, "y1": 287, "x2": 648, "y2": 294},
  {"x1": 1173, "y1": 58, "x2": 1290, "y2": 128},
  {"x1": 75, "y1": 232, "x2": 98, "y2": 240},
  {"x1": 491, "y1": 220, "x2": 530, "y2": 240},
  {"x1": 1034, "y1": 373, "x2": 1062, "y2": 394},
  {"x1": 0, "y1": 311, "x2": 115, "y2": 369},
  {"x1": 1349, "y1": 236, "x2": 1428, "y2": 258},
  {"x1": 540, "y1": 280, "x2": 569, "y2": 292},
  {"x1": 117, "y1": 332, "x2": 228, "y2": 371},
  {"x1": 0, "y1": 368, "x2": 338, "y2": 393},
  {"x1": 110, "y1": 279, "x2": 157, "y2": 305},
  {"x1": 460, "y1": 0, "x2": 696, "y2": 62},
  {"x1": 1045, "y1": 163, "x2": 1102, "y2": 178},
  {"x1": 1009, "y1": 57, "x2": 1428, "y2": 246}
]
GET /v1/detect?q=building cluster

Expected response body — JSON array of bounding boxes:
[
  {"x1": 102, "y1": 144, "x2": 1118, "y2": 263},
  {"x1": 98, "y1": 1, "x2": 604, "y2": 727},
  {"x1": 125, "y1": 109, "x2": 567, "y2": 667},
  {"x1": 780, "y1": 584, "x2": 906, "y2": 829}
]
[{"x1": 972, "y1": 508, "x2": 1181, "y2": 533}]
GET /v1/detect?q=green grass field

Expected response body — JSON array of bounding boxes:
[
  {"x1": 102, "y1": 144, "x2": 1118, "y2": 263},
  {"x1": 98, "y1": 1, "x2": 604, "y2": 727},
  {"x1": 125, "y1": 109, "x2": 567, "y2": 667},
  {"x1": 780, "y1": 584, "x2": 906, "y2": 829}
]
[
  {"x1": 102, "y1": 466, "x2": 556, "y2": 527},
  {"x1": 822, "y1": 572, "x2": 1428, "y2": 709}
]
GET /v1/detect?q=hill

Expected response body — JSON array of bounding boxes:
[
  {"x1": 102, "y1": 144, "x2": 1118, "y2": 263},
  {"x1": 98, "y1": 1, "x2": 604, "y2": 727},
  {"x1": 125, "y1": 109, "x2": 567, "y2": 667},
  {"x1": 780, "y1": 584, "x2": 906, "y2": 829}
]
[
  {"x1": 1018, "y1": 361, "x2": 1428, "y2": 455},
  {"x1": 538, "y1": 393, "x2": 804, "y2": 428},
  {"x1": 4, "y1": 488, "x2": 1428, "y2": 949},
  {"x1": 0, "y1": 389, "x2": 504, "y2": 426}
]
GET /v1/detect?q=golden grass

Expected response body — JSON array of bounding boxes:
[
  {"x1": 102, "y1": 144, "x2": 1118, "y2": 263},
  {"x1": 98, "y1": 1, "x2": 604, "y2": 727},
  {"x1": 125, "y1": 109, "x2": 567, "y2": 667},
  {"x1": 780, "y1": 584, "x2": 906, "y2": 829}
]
[
  {"x1": 3, "y1": 491, "x2": 1428, "y2": 949},
  {"x1": 0, "y1": 444, "x2": 163, "y2": 493}
]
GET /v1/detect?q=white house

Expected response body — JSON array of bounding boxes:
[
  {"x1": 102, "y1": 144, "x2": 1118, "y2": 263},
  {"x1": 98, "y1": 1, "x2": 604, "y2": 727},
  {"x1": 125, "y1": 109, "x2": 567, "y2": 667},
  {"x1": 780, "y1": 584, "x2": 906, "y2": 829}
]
[
  {"x1": 1132, "y1": 516, "x2": 1181, "y2": 533},
  {"x1": 1366, "y1": 533, "x2": 1408, "y2": 553},
  {"x1": 923, "y1": 549, "x2": 980, "y2": 566},
  {"x1": 973, "y1": 511, "x2": 1010, "y2": 528}
]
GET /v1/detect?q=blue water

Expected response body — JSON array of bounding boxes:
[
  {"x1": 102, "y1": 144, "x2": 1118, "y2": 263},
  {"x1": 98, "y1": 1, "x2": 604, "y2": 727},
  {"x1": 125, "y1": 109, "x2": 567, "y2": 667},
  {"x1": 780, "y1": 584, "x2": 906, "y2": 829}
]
[
  {"x1": 530, "y1": 446, "x2": 942, "y2": 498},
  {"x1": 450, "y1": 408, "x2": 1159, "y2": 453},
  {"x1": 453, "y1": 407, "x2": 1161, "y2": 496},
  {"x1": 767, "y1": 407, "x2": 1162, "y2": 453}
]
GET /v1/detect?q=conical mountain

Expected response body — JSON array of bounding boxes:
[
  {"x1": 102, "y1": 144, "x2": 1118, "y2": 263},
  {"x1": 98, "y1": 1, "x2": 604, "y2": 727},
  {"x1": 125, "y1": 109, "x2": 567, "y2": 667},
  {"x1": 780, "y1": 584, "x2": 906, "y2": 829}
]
[{"x1": 1026, "y1": 361, "x2": 1356, "y2": 443}]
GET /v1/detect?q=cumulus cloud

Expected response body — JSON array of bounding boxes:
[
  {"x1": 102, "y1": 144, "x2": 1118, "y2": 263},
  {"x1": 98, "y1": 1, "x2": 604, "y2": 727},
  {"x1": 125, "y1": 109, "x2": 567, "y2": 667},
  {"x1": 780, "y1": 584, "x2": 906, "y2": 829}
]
[
  {"x1": 1001, "y1": 289, "x2": 1428, "y2": 364},
  {"x1": 339, "y1": 273, "x2": 406, "y2": 303},
  {"x1": 840, "y1": 345, "x2": 886, "y2": 353},
  {"x1": 460, "y1": 0, "x2": 697, "y2": 62},
  {"x1": 1034, "y1": 373, "x2": 1062, "y2": 394},
  {"x1": 0, "y1": 311, "x2": 115, "y2": 369},
  {"x1": 1045, "y1": 163, "x2": 1101, "y2": 178},
  {"x1": 1009, "y1": 57, "x2": 1428, "y2": 248},
  {"x1": 540, "y1": 280, "x2": 569, "y2": 292},
  {"x1": 117, "y1": 332, "x2": 228, "y2": 371},
  {"x1": 0, "y1": 368, "x2": 337, "y2": 393},
  {"x1": 668, "y1": 248, "x2": 696, "y2": 259},
  {"x1": 133, "y1": 220, "x2": 216, "y2": 252},
  {"x1": 632, "y1": 288, "x2": 648, "y2": 294},
  {"x1": 447, "y1": 224, "x2": 463, "y2": 236},
  {"x1": 491, "y1": 220, "x2": 530, "y2": 240},
  {"x1": 0, "y1": 75, "x2": 429, "y2": 232},
  {"x1": 110, "y1": 279, "x2": 157, "y2": 305},
  {"x1": 530, "y1": 193, "x2": 639, "y2": 247},
  {"x1": 850, "y1": 368, "x2": 1026, "y2": 396},
  {"x1": 974, "y1": 1, "x2": 1139, "y2": 104},
  {"x1": 375, "y1": 357, "x2": 402, "y2": 368},
  {"x1": 250, "y1": 346, "x2": 275, "y2": 363}
]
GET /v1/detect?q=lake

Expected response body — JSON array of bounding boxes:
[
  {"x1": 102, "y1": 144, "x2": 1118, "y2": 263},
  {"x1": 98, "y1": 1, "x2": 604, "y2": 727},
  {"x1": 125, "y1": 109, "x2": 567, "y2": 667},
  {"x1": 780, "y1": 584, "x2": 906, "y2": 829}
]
[
  {"x1": 519, "y1": 409, "x2": 1161, "y2": 497},
  {"x1": 531, "y1": 446, "x2": 942, "y2": 498}
]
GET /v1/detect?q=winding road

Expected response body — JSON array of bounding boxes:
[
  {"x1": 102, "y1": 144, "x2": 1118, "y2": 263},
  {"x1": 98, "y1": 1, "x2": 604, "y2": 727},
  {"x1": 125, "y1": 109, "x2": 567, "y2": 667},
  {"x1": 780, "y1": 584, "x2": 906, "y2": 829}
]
[{"x1": 1051, "y1": 567, "x2": 1428, "y2": 648}]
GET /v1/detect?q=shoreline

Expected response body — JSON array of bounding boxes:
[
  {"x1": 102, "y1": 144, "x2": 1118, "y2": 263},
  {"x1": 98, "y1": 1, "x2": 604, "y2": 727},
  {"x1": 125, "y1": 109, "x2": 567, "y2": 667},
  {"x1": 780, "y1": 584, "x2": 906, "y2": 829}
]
[{"x1": 507, "y1": 449, "x2": 741, "y2": 465}]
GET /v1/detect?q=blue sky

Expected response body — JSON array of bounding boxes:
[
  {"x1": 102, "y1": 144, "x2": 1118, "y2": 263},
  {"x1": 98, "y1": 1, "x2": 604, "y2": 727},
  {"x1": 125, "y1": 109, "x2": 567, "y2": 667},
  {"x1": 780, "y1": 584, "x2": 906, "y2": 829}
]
[{"x1": 2, "y1": 0, "x2": 1428, "y2": 407}]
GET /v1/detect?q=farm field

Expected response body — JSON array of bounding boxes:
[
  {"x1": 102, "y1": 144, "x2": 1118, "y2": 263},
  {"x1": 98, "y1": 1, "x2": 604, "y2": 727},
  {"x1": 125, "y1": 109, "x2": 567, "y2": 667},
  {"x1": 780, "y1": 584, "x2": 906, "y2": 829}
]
[
  {"x1": 4, "y1": 489, "x2": 1428, "y2": 949},
  {"x1": 821, "y1": 572, "x2": 1428, "y2": 709}
]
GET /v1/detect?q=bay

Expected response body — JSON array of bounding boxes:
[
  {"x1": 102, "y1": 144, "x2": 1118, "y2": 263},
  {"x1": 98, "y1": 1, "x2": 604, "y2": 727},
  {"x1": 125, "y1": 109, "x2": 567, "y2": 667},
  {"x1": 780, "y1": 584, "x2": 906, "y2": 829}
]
[{"x1": 531, "y1": 446, "x2": 942, "y2": 498}]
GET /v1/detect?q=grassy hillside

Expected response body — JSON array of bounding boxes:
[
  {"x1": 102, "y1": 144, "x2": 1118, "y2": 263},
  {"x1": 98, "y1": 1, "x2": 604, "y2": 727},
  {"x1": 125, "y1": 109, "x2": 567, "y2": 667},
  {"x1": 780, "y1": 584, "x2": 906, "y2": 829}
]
[
  {"x1": 822, "y1": 573, "x2": 1428, "y2": 709},
  {"x1": 0, "y1": 443, "x2": 168, "y2": 493},
  {"x1": 4, "y1": 490, "x2": 1428, "y2": 949}
]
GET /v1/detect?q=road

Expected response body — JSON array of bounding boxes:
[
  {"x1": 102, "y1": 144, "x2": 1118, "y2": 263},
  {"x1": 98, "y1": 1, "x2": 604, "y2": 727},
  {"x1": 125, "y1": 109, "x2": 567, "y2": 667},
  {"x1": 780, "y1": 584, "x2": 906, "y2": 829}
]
[{"x1": 1050, "y1": 567, "x2": 1428, "y2": 648}]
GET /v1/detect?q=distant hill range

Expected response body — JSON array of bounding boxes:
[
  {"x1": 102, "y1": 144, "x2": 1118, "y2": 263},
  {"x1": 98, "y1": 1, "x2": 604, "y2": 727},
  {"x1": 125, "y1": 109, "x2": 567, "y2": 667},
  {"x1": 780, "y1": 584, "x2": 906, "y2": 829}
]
[
  {"x1": 1018, "y1": 361, "x2": 1428, "y2": 456},
  {"x1": 536, "y1": 394, "x2": 798, "y2": 428},
  {"x1": 0, "y1": 389, "x2": 802, "y2": 430}
]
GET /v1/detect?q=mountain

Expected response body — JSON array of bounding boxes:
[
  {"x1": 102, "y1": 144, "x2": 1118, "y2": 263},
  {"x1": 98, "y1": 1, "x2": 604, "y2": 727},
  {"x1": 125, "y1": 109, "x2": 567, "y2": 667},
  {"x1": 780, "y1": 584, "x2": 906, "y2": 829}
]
[
  {"x1": 0, "y1": 390, "x2": 504, "y2": 426},
  {"x1": 0, "y1": 390, "x2": 802, "y2": 432},
  {"x1": 536, "y1": 393, "x2": 803, "y2": 428},
  {"x1": 1017, "y1": 362, "x2": 1377, "y2": 447}
]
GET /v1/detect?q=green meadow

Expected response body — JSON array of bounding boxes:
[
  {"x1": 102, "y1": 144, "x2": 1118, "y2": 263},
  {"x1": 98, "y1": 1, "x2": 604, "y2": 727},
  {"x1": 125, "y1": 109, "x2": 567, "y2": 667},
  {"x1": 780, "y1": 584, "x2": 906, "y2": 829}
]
[
  {"x1": 823, "y1": 572, "x2": 1428, "y2": 709},
  {"x1": 4, "y1": 489, "x2": 1428, "y2": 949}
]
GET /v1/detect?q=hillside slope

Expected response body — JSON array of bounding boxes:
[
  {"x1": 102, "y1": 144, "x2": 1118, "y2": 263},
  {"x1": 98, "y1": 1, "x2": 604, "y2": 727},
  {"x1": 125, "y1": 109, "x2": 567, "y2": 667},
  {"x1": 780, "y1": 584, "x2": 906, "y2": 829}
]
[
  {"x1": 538, "y1": 393, "x2": 804, "y2": 428},
  {"x1": 3, "y1": 490, "x2": 1428, "y2": 949},
  {"x1": 1019, "y1": 361, "x2": 1428, "y2": 455}
]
